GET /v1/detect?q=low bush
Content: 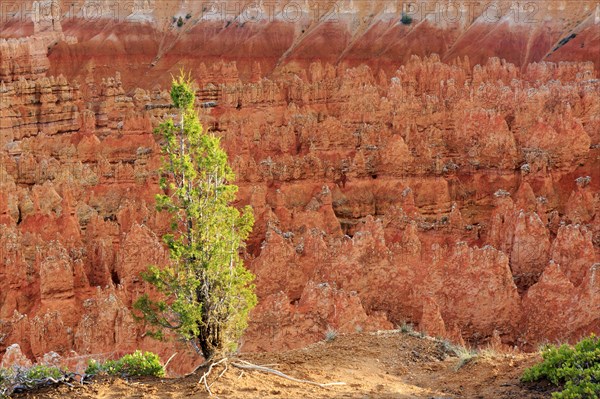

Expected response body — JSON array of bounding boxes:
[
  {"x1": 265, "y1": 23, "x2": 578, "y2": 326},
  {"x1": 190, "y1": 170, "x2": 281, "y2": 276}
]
[
  {"x1": 0, "y1": 368, "x2": 9, "y2": 383},
  {"x1": 0, "y1": 351, "x2": 163, "y2": 397},
  {"x1": 0, "y1": 364, "x2": 68, "y2": 397},
  {"x1": 454, "y1": 346, "x2": 478, "y2": 370},
  {"x1": 0, "y1": 368, "x2": 10, "y2": 397},
  {"x1": 23, "y1": 365, "x2": 62, "y2": 381},
  {"x1": 324, "y1": 327, "x2": 338, "y2": 342},
  {"x1": 400, "y1": 322, "x2": 414, "y2": 333},
  {"x1": 86, "y1": 351, "x2": 165, "y2": 378},
  {"x1": 522, "y1": 335, "x2": 600, "y2": 398}
]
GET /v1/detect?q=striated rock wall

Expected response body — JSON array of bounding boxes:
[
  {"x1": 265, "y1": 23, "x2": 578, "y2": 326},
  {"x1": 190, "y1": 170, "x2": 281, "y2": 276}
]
[
  {"x1": 0, "y1": 4, "x2": 599, "y2": 373},
  {"x1": 0, "y1": 35, "x2": 50, "y2": 82},
  {"x1": 2, "y1": 0, "x2": 599, "y2": 87}
]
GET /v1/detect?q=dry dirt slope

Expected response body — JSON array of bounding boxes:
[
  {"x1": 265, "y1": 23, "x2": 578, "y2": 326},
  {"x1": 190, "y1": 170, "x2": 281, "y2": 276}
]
[{"x1": 16, "y1": 331, "x2": 553, "y2": 399}]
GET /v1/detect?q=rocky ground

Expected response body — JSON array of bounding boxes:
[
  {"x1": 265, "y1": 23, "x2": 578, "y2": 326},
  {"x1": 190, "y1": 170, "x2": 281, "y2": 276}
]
[{"x1": 14, "y1": 331, "x2": 553, "y2": 399}]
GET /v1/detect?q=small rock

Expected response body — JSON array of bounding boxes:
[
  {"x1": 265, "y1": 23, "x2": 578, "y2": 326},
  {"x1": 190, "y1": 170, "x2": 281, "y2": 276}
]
[{"x1": 1, "y1": 344, "x2": 32, "y2": 368}]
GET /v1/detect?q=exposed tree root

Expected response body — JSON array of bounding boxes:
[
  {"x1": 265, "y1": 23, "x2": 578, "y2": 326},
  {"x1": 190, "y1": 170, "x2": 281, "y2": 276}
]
[
  {"x1": 185, "y1": 358, "x2": 212, "y2": 377},
  {"x1": 163, "y1": 352, "x2": 178, "y2": 372},
  {"x1": 198, "y1": 358, "x2": 228, "y2": 396},
  {"x1": 231, "y1": 359, "x2": 346, "y2": 388},
  {"x1": 197, "y1": 358, "x2": 346, "y2": 396},
  {"x1": 217, "y1": 362, "x2": 228, "y2": 380}
]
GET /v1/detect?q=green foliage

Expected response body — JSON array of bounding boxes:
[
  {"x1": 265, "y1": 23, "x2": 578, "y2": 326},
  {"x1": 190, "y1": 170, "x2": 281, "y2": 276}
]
[
  {"x1": 85, "y1": 359, "x2": 102, "y2": 376},
  {"x1": 1, "y1": 364, "x2": 70, "y2": 397},
  {"x1": 134, "y1": 71, "x2": 256, "y2": 360},
  {"x1": 23, "y1": 365, "x2": 62, "y2": 380},
  {"x1": 522, "y1": 335, "x2": 600, "y2": 398},
  {"x1": 0, "y1": 368, "x2": 11, "y2": 396},
  {"x1": 186, "y1": 13, "x2": 192, "y2": 19},
  {"x1": 400, "y1": 13, "x2": 413, "y2": 25},
  {"x1": 0, "y1": 368, "x2": 9, "y2": 382},
  {"x1": 177, "y1": 16, "x2": 184, "y2": 27},
  {"x1": 400, "y1": 322, "x2": 414, "y2": 333},
  {"x1": 324, "y1": 327, "x2": 338, "y2": 342},
  {"x1": 85, "y1": 351, "x2": 165, "y2": 378},
  {"x1": 454, "y1": 347, "x2": 478, "y2": 371}
]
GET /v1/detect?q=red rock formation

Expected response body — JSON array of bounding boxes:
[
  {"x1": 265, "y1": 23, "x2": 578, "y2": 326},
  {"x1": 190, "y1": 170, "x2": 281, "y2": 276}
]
[
  {"x1": 551, "y1": 224, "x2": 596, "y2": 287},
  {"x1": 1, "y1": 0, "x2": 597, "y2": 86},
  {"x1": 419, "y1": 297, "x2": 447, "y2": 339},
  {"x1": 0, "y1": 6, "x2": 599, "y2": 372},
  {"x1": 0, "y1": 35, "x2": 51, "y2": 82},
  {"x1": 510, "y1": 211, "x2": 551, "y2": 291},
  {"x1": 0, "y1": 344, "x2": 32, "y2": 368},
  {"x1": 521, "y1": 260, "x2": 600, "y2": 349},
  {"x1": 244, "y1": 281, "x2": 392, "y2": 352}
]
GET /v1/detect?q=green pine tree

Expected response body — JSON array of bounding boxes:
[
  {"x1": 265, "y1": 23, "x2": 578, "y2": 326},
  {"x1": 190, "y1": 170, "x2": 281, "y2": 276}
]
[{"x1": 134, "y1": 71, "x2": 256, "y2": 361}]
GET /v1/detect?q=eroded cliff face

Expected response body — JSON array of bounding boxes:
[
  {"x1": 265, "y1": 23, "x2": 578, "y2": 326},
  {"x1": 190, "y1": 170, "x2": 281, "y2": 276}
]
[
  {"x1": 0, "y1": 0, "x2": 599, "y2": 374},
  {"x1": 2, "y1": 0, "x2": 599, "y2": 87}
]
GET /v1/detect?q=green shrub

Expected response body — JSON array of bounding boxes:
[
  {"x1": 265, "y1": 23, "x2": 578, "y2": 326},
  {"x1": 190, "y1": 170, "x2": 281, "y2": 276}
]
[
  {"x1": 400, "y1": 322, "x2": 414, "y2": 333},
  {"x1": 454, "y1": 347, "x2": 478, "y2": 371},
  {"x1": 0, "y1": 368, "x2": 9, "y2": 383},
  {"x1": 522, "y1": 335, "x2": 600, "y2": 398},
  {"x1": 24, "y1": 365, "x2": 62, "y2": 380},
  {"x1": 86, "y1": 351, "x2": 165, "y2": 378},
  {"x1": 1, "y1": 365, "x2": 67, "y2": 397},
  {"x1": 324, "y1": 327, "x2": 338, "y2": 342},
  {"x1": 85, "y1": 359, "x2": 102, "y2": 376},
  {"x1": 177, "y1": 16, "x2": 184, "y2": 27},
  {"x1": 0, "y1": 368, "x2": 11, "y2": 394},
  {"x1": 401, "y1": 13, "x2": 413, "y2": 25},
  {"x1": 186, "y1": 13, "x2": 192, "y2": 19}
]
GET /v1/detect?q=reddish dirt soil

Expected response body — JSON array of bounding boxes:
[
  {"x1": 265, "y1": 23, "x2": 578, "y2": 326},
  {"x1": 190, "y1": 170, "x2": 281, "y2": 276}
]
[{"x1": 15, "y1": 331, "x2": 553, "y2": 399}]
